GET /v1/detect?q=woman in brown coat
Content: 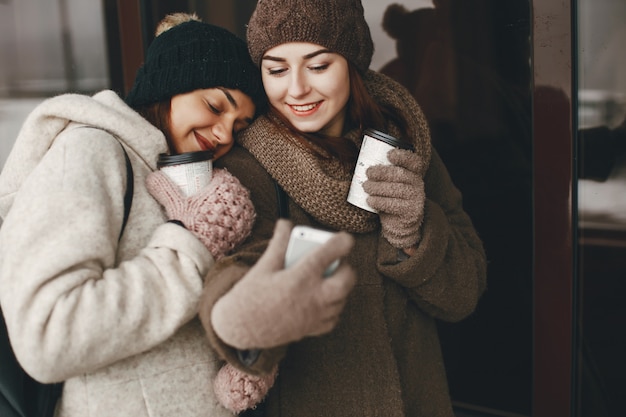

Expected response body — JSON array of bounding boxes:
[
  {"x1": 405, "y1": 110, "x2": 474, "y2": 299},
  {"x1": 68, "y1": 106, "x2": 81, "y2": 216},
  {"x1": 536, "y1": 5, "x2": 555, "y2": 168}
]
[{"x1": 199, "y1": 0, "x2": 487, "y2": 415}]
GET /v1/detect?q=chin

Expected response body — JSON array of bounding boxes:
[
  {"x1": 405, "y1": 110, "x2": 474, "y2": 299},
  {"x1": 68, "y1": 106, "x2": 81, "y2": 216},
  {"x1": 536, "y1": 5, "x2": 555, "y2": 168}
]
[{"x1": 291, "y1": 121, "x2": 325, "y2": 134}]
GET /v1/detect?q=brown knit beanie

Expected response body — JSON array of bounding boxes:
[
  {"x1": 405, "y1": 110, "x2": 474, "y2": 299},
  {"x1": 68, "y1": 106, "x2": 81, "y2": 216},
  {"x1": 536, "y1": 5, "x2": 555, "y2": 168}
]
[{"x1": 246, "y1": 0, "x2": 374, "y2": 73}]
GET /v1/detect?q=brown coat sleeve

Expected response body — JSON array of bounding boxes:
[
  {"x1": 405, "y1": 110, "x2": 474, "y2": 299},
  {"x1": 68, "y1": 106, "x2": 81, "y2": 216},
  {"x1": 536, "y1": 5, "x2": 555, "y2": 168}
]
[
  {"x1": 377, "y1": 149, "x2": 487, "y2": 322},
  {"x1": 198, "y1": 145, "x2": 287, "y2": 375}
]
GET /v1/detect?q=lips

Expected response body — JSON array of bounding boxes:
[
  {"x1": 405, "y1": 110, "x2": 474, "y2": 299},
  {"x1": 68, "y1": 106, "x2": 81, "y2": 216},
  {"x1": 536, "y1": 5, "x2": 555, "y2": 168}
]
[
  {"x1": 289, "y1": 101, "x2": 321, "y2": 115},
  {"x1": 194, "y1": 131, "x2": 215, "y2": 152}
]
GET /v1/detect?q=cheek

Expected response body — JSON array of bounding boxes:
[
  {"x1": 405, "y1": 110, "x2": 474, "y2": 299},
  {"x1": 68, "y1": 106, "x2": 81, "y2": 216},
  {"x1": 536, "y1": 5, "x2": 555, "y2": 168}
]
[
  {"x1": 168, "y1": 105, "x2": 190, "y2": 139},
  {"x1": 327, "y1": 72, "x2": 350, "y2": 102},
  {"x1": 166, "y1": 115, "x2": 183, "y2": 150},
  {"x1": 261, "y1": 76, "x2": 283, "y2": 102},
  {"x1": 337, "y1": 86, "x2": 351, "y2": 109}
]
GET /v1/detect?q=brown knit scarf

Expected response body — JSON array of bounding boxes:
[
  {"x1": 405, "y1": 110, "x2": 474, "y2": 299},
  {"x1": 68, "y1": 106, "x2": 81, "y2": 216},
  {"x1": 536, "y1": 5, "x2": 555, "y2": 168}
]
[{"x1": 238, "y1": 70, "x2": 432, "y2": 233}]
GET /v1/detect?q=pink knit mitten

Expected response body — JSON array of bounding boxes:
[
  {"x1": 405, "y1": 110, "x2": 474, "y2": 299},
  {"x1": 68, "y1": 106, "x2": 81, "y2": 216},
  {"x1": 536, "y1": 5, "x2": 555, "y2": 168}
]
[
  {"x1": 146, "y1": 168, "x2": 255, "y2": 259},
  {"x1": 363, "y1": 148, "x2": 426, "y2": 249},
  {"x1": 213, "y1": 363, "x2": 278, "y2": 413}
]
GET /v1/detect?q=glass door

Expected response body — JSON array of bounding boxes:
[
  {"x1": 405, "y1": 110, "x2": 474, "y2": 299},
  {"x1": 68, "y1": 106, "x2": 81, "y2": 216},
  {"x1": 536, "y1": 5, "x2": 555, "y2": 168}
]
[{"x1": 576, "y1": 0, "x2": 626, "y2": 416}]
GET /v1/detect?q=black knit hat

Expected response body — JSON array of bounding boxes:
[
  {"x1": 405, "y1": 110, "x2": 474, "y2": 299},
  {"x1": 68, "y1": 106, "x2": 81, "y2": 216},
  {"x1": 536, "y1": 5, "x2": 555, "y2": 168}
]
[
  {"x1": 125, "y1": 14, "x2": 265, "y2": 109},
  {"x1": 247, "y1": 0, "x2": 374, "y2": 74}
]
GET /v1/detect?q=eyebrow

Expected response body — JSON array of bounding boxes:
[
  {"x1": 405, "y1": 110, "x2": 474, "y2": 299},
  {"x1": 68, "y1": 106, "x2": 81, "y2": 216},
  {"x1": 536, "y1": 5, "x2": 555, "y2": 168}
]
[
  {"x1": 262, "y1": 48, "x2": 333, "y2": 62},
  {"x1": 217, "y1": 87, "x2": 254, "y2": 125},
  {"x1": 217, "y1": 87, "x2": 237, "y2": 108}
]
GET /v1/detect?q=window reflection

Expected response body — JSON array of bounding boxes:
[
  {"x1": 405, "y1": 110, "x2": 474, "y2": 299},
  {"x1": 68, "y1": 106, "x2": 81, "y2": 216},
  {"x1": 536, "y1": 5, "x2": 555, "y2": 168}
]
[
  {"x1": 367, "y1": 1, "x2": 533, "y2": 415},
  {"x1": 577, "y1": 0, "x2": 626, "y2": 416}
]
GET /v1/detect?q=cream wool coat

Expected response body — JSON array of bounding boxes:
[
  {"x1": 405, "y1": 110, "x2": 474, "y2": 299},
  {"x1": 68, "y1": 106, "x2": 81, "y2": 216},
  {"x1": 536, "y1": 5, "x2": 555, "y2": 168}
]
[{"x1": 0, "y1": 91, "x2": 233, "y2": 417}]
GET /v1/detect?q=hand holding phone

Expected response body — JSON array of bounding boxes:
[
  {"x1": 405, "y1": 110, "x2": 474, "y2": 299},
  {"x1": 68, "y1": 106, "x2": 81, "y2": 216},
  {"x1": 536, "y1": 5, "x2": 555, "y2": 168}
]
[
  {"x1": 284, "y1": 226, "x2": 340, "y2": 277},
  {"x1": 209, "y1": 220, "x2": 356, "y2": 349}
]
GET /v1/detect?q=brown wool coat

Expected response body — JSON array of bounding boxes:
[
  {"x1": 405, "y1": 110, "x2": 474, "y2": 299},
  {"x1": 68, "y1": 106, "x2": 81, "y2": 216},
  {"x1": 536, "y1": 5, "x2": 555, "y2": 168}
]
[{"x1": 202, "y1": 142, "x2": 486, "y2": 416}]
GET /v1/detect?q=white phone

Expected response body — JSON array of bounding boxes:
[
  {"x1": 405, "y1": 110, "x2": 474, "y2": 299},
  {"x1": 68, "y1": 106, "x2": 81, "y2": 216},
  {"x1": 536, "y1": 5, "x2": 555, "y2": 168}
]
[{"x1": 284, "y1": 225, "x2": 340, "y2": 277}]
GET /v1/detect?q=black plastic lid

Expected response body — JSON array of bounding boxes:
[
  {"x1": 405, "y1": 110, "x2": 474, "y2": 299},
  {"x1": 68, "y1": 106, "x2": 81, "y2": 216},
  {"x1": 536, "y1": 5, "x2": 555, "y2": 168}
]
[
  {"x1": 364, "y1": 128, "x2": 414, "y2": 150},
  {"x1": 157, "y1": 150, "x2": 214, "y2": 167}
]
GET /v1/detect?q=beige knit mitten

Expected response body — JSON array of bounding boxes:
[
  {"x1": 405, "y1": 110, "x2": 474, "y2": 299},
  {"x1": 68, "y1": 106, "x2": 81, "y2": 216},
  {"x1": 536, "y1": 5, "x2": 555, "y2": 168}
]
[
  {"x1": 210, "y1": 220, "x2": 356, "y2": 349},
  {"x1": 146, "y1": 168, "x2": 256, "y2": 259},
  {"x1": 363, "y1": 148, "x2": 426, "y2": 249}
]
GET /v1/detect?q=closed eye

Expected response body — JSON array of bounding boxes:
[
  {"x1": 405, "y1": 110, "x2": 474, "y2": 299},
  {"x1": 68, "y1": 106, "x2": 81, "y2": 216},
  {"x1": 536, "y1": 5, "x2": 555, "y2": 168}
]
[
  {"x1": 309, "y1": 64, "x2": 329, "y2": 72},
  {"x1": 208, "y1": 103, "x2": 221, "y2": 114},
  {"x1": 267, "y1": 67, "x2": 287, "y2": 76}
]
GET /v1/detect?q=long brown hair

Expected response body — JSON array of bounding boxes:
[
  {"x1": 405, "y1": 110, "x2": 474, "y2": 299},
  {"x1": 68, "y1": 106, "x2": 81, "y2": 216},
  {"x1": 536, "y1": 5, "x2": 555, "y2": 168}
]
[
  {"x1": 134, "y1": 100, "x2": 175, "y2": 153},
  {"x1": 269, "y1": 62, "x2": 410, "y2": 166}
]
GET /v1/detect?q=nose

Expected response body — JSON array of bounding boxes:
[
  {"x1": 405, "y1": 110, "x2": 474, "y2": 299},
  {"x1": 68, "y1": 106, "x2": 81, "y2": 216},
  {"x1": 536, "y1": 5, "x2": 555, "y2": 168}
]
[
  {"x1": 288, "y1": 70, "x2": 310, "y2": 98},
  {"x1": 212, "y1": 120, "x2": 234, "y2": 145}
]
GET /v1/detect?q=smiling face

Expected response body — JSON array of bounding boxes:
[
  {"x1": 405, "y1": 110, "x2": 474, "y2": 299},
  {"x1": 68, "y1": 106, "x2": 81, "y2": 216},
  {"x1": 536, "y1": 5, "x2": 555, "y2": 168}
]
[
  {"x1": 168, "y1": 88, "x2": 256, "y2": 159},
  {"x1": 261, "y1": 42, "x2": 351, "y2": 137}
]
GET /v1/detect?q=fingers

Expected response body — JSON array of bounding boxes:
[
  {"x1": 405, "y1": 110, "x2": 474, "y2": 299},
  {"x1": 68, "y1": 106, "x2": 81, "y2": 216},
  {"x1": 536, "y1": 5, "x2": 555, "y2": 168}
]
[
  {"x1": 194, "y1": 170, "x2": 253, "y2": 218},
  {"x1": 306, "y1": 316, "x2": 341, "y2": 337},
  {"x1": 317, "y1": 231, "x2": 355, "y2": 267},
  {"x1": 387, "y1": 148, "x2": 425, "y2": 175},
  {"x1": 365, "y1": 149, "x2": 424, "y2": 184},
  {"x1": 292, "y1": 231, "x2": 355, "y2": 279},
  {"x1": 363, "y1": 178, "x2": 416, "y2": 198},
  {"x1": 196, "y1": 168, "x2": 240, "y2": 198},
  {"x1": 365, "y1": 163, "x2": 418, "y2": 184},
  {"x1": 363, "y1": 163, "x2": 424, "y2": 214},
  {"x1": 321, "y1": 263, "x2": 356, "y2": 300},
  {"x1": 255, "y1": 219, "x2": 293, "y2": 271},
  {"x1": 306, "y1": 289, "x2": 352, "y2": 337},
  {"x1": 145, "y1": 170, "x2": 184, "y2": 207},
  {"x1": 366, "y1": 193, "x2": 420, "y2": 215},
  {"x1": 210, "y1": 168, "x2": 240, "y2": 188},
  {"x1": 310, "y1": 263, "x2": 355, "y2": 338}
]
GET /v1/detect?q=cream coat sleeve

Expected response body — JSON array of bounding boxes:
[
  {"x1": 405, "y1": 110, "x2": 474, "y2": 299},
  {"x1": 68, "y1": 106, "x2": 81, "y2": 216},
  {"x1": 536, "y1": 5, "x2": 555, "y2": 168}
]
[{"x1": 0, "y1": 129, "x2": 214, "y2": 383}]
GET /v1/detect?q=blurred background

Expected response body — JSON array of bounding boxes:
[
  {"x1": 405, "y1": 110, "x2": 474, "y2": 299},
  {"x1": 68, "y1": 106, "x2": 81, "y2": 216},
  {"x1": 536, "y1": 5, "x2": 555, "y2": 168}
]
[{"x1": 0, "y1": 0, "x2": 433, "y2": 168}]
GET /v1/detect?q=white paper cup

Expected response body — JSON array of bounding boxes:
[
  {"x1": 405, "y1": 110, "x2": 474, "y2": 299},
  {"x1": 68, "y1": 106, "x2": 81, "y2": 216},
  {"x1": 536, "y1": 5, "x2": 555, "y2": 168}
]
[
  {"x1": 347, "y1": 129, "x2": 413, "y2": 212},
  {"x1": 157, "y1": 150, "x2": 213, "y2": 197}
]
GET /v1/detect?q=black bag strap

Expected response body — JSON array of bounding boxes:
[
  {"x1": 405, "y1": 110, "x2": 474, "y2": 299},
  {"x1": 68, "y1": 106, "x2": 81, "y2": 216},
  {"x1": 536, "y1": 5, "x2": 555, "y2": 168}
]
[
  {"x1": 119, "y1": 143, "x2": 134, "y2": 241},
  {"x1": 274, "y1": 181, "x2": 289, "y2": 219}
]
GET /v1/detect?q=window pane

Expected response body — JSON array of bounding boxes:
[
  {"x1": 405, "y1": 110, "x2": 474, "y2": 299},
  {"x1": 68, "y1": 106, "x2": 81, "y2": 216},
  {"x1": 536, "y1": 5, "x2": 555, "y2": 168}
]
[
  {"x1": 366, "y1": 1, "x2": 533, "y2": 414},
  {"x1": 577, "y1": 0, "x2": 626, "y2": 416},
  {"x1": 0, "y1": 0, "x2": 109, "y2": 168}
]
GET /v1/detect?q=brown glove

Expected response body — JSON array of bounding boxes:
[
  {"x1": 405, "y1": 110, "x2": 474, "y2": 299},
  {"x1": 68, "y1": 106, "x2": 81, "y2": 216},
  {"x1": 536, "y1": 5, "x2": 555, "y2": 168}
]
[
  {"x1": 362, "y1": 148, "x2": 426, "y2": 249},
  {"x1": 210, "y1": 220, "x2": 356, "y2": 349}
]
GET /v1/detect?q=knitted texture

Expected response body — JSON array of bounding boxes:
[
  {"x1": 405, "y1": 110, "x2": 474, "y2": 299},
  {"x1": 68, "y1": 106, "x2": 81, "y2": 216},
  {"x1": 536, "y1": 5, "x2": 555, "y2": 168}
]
[
  {"x1": 126, "y1": 14, "x2": 264, "y2": 109},
  {"x1": 246, "y1": 0, "x2": 373, "y2": 73},
  {"x1": 237, "y1": 71, "x2": 431, "y2": 233},
  {"x1": 363, "y1": 148, "x2": 426, "y2": 248},
  {"x1": 146, "y1": 168, "x2": 255, "y2": 259},
  {"x1": 213, "y1": 364, "x2": 278, "y2": 413},
  {"x1": 210, "y1": 220, "x2": 356, "y2": 350}
]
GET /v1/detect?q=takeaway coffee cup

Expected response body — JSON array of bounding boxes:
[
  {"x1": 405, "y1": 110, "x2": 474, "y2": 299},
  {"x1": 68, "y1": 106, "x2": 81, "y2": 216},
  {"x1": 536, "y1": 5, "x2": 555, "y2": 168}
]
[
  {"x1": 157, "y1": 150, "x2": 213, "y2": 197},
  {"x1": 347, "y1": 129, "x2": 414, "y2": 213}
]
